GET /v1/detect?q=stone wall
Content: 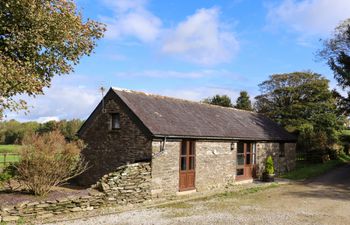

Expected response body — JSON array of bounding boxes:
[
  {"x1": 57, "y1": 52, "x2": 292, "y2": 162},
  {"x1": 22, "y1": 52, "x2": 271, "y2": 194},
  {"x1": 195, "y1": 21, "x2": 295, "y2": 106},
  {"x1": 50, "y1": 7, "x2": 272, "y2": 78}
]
[
  {"x1": 196, "y1": 141, "x2": 235, "y2": 191},
  {"x1": 78, "y1": 91, "x2": 152, "y2": 186},
  {"x1": 151, "y1": 140, "x2": 237, "y2": 196},
  {"x1": 150, "y1": 140, "x2": 296, "y2": 197},
  {"x1": 94, "y1": 162, "x2": 151, "y2": 204},
  {"x1": 0, "y1": 191, "x2": 105, "y2": 223},
  {"x1": 0, "y1": 163, "x2": 152, "y2": 223},
  {"x1": 151, "y1": 140, "x2": 180, "y2": 198},
  {"x1": 256, "y1": 142, "x2": 296, "y2": 177}
]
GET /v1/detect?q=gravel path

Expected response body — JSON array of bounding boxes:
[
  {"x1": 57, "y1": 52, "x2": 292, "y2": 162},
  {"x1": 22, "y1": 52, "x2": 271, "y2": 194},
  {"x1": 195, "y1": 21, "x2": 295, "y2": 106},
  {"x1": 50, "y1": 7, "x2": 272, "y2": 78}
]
[{"x1": 46, "y1": 164, "x2": 350, "y2": 225}]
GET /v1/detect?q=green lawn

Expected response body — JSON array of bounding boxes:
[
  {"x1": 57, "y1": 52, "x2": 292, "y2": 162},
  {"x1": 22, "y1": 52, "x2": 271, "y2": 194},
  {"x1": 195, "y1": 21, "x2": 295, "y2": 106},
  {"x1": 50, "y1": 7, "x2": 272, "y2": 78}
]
[
  {"x1": 0, "y1": 145, "x2": 21, "y2": 167},
  {"x1": 281, "y1": 154, "x2": 350, "y2": 180},
  {"x1": 0, "y1": 144, "x2": 21, "y2": 153}
]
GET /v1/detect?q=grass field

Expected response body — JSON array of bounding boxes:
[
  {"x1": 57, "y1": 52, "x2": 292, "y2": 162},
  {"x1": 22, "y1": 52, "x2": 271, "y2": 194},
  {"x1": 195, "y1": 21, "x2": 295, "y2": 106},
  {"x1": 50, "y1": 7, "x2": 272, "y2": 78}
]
[
  {"x1": 0, "y1": 145, "x2": 21, "y2": 167},
  {"x1": 0, "y1": 144, "x2": 20, "y2": 153},
  {"x1": 281, "y1": 153, "x2": 350, "y2": 180}
]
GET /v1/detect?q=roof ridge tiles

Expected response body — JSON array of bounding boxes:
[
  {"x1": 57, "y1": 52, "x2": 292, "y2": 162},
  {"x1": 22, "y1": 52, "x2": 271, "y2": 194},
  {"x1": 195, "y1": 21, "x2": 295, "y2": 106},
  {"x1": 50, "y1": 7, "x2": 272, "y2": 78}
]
[{"x1": 112, "y1": 87, "x2": 257, "y2": 114}]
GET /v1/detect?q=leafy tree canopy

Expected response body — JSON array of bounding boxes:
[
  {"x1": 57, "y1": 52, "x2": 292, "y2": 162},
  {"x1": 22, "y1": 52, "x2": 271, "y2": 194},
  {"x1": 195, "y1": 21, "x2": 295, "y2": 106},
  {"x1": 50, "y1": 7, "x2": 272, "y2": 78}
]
[
  {"x1": 235, "y1": 91, "x2": 253, "y2": 111},
  {"x1": 202, "y1": 94, "x2": 233, "y2": 107},
  {"x1": 0, "y1": 119, "x2": 84, "y2": 144},
  {"x1": 318, "y1": 19, "x2": 350, "y2": 114},
  {"x1": 254, "y1": 72, "x2": 343, "y2": 141},
  {"x1": 0, "y1": 0, "x2": 105, "y2": 117}
]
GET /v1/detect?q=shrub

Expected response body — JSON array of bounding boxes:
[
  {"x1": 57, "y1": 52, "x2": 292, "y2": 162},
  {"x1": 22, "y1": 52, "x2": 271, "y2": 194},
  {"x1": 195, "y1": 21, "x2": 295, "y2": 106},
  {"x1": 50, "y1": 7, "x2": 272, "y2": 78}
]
[
  {"x1": 0, "y1": 163, "x2": 19, "y2": 191},
  {"x1": 16, "y1": 131, "x2": 87, "y2": 196},
  {"x1": 265, "y1": 156, "x2": 274, "y2": 175}
]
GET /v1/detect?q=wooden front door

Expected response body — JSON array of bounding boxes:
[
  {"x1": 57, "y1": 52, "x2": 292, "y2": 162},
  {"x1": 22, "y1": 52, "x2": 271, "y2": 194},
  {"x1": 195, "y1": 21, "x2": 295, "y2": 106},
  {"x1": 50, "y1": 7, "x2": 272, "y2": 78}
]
[
  {"x1": 236, "y1": 142, "x2": 256, "y2": 180},
  {"x1": 179, "y1": 140, "x2": 196, "y2": 191}
]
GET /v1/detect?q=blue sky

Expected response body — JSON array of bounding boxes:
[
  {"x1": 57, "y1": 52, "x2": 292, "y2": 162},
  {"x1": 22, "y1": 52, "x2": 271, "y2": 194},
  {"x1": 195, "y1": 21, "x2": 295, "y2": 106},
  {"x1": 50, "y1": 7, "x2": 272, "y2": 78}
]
[{"x1": 6, "y1": 0, "x2": 350, "y2": 122}]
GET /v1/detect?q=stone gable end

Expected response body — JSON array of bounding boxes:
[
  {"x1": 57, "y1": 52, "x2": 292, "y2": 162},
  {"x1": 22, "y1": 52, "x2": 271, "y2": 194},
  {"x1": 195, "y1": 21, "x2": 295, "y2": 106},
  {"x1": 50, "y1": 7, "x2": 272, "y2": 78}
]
[{"x1": 78, "y1": 93, "x2": 152, "y2": 186}]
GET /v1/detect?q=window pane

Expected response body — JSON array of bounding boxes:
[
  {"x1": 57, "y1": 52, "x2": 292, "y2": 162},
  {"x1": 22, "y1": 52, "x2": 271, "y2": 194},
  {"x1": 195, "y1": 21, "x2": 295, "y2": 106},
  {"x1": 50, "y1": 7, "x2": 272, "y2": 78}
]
[
  {"x1": 111, "y1": 113, "x2": 120, "y2": 129},
  {"x1": 237, "y1": 154, "x2": 244, "y2": 165},
  {"x1": 189, "y1": 142, "x2": 195, "y2": 155},
  {"x1": 189, "y1": 156, "x2": 195, "y2": 170},
  {"x1": 246, "y1": 143, "x2": 251, "y2": 153},
  {"x1": 246, "y1": 153, "x2": 251, "y2": 165},
  {"x1": 181, "y1": 142, "x2": 187, "y2": 155},
  {"x1": 237, "y1": 142, "x2": 244, "y2": 153},
  {"x1": 237, "y1": 169, "x2": 244, "y2": 176},
  {"x1": 181, "y1": 157, "x2": 187, "y2": 170}
]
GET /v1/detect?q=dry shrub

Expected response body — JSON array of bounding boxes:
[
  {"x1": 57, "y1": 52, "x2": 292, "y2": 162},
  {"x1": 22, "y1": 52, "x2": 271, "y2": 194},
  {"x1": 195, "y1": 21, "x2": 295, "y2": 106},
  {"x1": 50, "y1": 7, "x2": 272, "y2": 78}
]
[{"x1": 16, "y1": 131, "x2": 87, "y2": 196}]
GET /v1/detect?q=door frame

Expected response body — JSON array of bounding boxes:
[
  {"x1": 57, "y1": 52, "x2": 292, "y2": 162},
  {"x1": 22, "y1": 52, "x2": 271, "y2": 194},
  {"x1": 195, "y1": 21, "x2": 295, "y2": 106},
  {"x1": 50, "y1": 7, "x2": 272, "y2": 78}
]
[
  {"x1": 236, "y1": 141, "x2": 256, "y2": 180},
  {"x1": 179, "y1": 140, "x2": 196, "y2": 191}
]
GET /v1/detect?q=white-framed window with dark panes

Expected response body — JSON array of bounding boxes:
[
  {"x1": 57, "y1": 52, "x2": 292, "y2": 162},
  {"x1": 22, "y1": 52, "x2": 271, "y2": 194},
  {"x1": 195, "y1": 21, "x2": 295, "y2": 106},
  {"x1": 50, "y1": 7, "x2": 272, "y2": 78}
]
[
  {"x1": 110, "y1": 113, "x2": 120, "y2": 130},
  {"x1": 279, "y1": 142, "x2": 285, "y2": 157}
]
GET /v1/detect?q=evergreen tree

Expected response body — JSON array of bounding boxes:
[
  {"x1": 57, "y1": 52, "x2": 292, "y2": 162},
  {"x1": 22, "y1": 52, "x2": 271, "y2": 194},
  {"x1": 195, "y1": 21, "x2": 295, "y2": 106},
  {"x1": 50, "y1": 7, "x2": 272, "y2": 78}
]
[{"x1": 235, "y1": 91, "x2": 253, "y2": 111}]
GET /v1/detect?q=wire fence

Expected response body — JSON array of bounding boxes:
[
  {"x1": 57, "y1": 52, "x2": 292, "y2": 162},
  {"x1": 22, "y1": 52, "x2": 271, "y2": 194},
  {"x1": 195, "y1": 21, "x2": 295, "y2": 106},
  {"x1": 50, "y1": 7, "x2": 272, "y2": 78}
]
[{"x1": 0, "y1": 152, "x2": 20, "y2": 168}]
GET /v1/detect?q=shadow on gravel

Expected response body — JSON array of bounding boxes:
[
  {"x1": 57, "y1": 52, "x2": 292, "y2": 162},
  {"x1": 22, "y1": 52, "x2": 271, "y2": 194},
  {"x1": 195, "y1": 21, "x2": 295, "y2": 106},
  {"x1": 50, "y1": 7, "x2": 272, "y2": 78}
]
[{"x1": 283, "y1": 164, "x2": 350, "y2": 201}]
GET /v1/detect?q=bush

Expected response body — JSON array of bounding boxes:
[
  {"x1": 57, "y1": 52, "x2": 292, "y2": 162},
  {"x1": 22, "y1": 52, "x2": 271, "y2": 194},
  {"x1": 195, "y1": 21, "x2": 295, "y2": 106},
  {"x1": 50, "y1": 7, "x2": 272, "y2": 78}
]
[
  {"x1": 0, "y1": 163, "x2": 19, "y2": 191},
  {"x1": 265, "y1": 156, "x2": 274, "y2": 175},
  {"x1": 16, "y1": 131, "x2": 87, "y2": 196}
]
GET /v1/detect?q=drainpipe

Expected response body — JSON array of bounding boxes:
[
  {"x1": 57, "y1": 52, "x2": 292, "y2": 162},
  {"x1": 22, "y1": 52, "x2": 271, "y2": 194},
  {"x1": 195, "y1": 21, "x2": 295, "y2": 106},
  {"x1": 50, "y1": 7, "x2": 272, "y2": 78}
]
[{"x1": 161, "y1": 136, "x2": 167, "y2": 152}]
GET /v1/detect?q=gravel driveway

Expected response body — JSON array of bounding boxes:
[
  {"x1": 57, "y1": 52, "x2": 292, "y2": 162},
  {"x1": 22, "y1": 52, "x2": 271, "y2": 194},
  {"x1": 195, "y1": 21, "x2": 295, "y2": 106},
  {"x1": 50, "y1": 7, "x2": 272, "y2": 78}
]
[{"x1": 46, "y1": 164, "x2": 350, "y2": 225}]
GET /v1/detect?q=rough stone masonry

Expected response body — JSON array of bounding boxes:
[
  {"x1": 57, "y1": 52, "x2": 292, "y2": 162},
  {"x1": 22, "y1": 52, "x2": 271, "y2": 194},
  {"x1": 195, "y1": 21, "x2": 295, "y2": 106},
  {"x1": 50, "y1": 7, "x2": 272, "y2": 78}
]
[{"x1": 0, "y1": 162, "x2": 152, "y2": 223}]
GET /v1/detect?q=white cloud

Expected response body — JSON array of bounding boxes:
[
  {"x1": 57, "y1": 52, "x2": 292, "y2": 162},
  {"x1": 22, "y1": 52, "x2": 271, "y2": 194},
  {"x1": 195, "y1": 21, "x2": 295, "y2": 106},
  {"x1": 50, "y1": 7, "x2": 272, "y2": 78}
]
[
  {"x1": 161, "y1": 7, "x2": 239, "y2": 65},
  {"x1": 102, "y1": 2, "x2": 239, "y2": 65},
  {"x1": 36, "y1": 117, "x2": 60, "y2": 123},
  {"x1": 5, "y1": 77, "x2": 101, "y2": 122},
  {"x1": 267, "y1": 0, "x2": 350, "y2": 36},
  {"x1": 103, "y1": 0, "x2": 162, "y2": 42}
]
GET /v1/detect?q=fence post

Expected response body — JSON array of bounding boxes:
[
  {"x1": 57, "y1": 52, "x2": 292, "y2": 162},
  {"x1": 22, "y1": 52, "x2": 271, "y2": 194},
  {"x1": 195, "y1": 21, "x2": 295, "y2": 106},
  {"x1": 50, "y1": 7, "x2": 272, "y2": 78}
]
[{"x1": 3, "y1": 153, "x2": 6, "y2": 166}]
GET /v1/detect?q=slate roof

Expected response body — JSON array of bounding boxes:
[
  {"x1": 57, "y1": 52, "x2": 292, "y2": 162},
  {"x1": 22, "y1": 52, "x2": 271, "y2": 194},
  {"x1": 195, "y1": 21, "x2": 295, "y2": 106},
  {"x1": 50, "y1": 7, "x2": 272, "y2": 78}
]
[{"x1": 111, "y1": 88, "x2": 296, "y2": 141}]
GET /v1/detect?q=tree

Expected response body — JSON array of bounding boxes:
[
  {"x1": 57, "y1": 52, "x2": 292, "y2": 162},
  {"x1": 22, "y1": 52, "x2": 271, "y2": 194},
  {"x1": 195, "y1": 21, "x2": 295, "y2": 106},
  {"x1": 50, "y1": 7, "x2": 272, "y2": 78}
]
[
  {"x1": 318, "y1": 19, "x2": 350, "y2": 114},
  {"x1": 0, "y1": 120, "x2": 39, "y2": 144},
  {"x1": 235, "y1": 91, "x2": 253, "y2": 111},
  {"x1": 202, "y1": 94, "x2": 233, "y2": 107},
  {"x1": 255, "y1": 72, "x2": 343, "y2": 153},
  {"x1": 58, "y1": 119, "x2": 84, "y2": 142},
  {"x1": 0, "y1": 0, "x2": 105, "y2": 117}
]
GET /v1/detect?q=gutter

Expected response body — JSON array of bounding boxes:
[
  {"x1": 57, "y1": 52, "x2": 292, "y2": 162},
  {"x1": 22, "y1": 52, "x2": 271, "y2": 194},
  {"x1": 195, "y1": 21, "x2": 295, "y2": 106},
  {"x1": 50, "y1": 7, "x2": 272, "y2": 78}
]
[{"x1": 153, "y1": 134, "x2": 297, "y2": 142}]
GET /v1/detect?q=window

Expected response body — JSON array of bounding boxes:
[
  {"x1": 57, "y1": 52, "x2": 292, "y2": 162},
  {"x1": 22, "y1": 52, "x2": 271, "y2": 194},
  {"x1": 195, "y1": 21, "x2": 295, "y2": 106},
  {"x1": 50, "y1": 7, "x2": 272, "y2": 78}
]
[
  {"x1": 111, "y1": 113, "x2": 120, "y2": 130},
  {"x1": 237, "y1": 142, "x2": 244, "y2": 166},
  {"x1": 279, "y1": 143, "x2": 285, "y2": 157}
]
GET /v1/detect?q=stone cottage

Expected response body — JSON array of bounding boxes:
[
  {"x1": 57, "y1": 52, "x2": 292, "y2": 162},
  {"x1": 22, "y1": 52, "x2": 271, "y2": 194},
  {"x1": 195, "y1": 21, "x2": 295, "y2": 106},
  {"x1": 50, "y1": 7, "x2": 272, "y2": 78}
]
[{"x1": 77, "y1": 88, "x2": 296, "y2": 197}]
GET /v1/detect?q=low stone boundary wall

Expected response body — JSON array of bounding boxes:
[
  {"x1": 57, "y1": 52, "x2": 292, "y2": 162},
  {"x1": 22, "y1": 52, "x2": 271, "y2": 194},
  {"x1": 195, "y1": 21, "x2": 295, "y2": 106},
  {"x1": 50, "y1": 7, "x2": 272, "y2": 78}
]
[{"x1": 0, "y1": 162, "x2": 151, "y2": 223}]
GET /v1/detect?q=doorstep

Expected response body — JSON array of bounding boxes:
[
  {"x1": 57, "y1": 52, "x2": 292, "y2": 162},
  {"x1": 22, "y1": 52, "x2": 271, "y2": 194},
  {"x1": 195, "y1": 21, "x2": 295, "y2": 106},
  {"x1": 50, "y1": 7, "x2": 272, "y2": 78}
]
[
  {"x1": 234, "y1": 179, "x2": 254, "y2": 185},
  {"x1": 176, "y1": 189, "x2": 197, "y2": 196}
]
